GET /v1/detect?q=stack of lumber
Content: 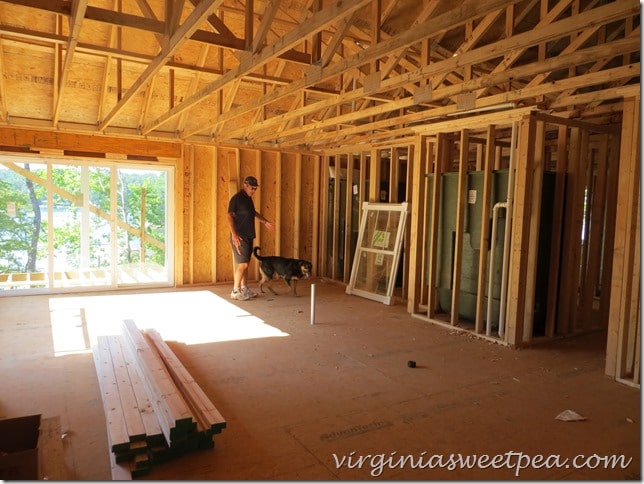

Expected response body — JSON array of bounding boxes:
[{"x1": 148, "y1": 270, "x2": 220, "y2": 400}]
[{"x1": 92, "y1": 319, "x2": 226, "y2": 479}]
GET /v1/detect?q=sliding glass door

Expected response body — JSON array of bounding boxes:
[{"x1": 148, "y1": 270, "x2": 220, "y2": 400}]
[
  {"x1": 0, "y1": 156, "x2": 173, "y2": 293},
  {"x1": 116, "y1": 168, "x2": 169, "y2": 286}
]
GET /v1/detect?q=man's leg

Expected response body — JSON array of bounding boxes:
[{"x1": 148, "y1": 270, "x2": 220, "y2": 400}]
[
  {"x1": 231, "y1": 237, "x2": 252, "y2": 300},
  {"x1": 234, "y1": 261, "x2": 248, "y2": 291},
  {"x1": 230, "y1": 261, "x2": 249, "y2": 300}
]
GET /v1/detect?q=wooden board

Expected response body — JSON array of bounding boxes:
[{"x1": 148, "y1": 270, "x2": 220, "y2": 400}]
[
  {"x1": 92, "y1": 337, "x2": 131, "y2": 452},
  {"x1": 406, "y1": 136, "x2": 427, "y2": 315},
  {"x1": 106, "y1": 335, "x2": 147, "y2": 442},
  {"x1": 119, "y1": 338, "x2": 164, "y2": 444},
  {"x1": 474, "y1": 125, "x2": 496, "y2": 334},
  {"x1": 144, "y1": 329, "x2": 226, "y2": 433},
  {"x1": 120, "y1": 319, "x2": 194, "y2": 446},
  {"x1": 450, "y1": 129, "x2": 470, "y2": 326},
  {"x1": 109, "y1": 448, "x2": 132, "y2": 480},
  {"x1": 0, "y1": 127, "x2": 181, "y2": 158}
]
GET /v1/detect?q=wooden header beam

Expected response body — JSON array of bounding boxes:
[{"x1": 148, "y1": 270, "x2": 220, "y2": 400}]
[{"x1": 0, "y1": 127, "x2": 182, "y2": 158}]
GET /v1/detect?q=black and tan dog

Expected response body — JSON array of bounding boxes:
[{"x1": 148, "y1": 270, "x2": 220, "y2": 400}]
[{"x1": 253, "y1": 246, "x2": 312, "y2": 296}]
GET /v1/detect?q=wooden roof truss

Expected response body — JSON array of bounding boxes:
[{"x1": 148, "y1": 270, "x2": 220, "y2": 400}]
[{"x1": 0, "y1": 0, "x2": 638, "y2": 152}]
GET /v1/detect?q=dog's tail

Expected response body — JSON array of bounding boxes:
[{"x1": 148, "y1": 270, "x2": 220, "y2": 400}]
[{"x1": 253, "y1": 246, "x2": 263, "y2": 260}]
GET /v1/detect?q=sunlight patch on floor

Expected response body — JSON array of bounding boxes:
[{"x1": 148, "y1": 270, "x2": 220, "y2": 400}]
[{"x1": 48, "y1": 290, "x2": 289, "y2": 356}]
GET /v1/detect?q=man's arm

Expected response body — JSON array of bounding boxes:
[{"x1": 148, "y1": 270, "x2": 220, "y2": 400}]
[
  {"x1": 228, "y1": 211, "x2": 242, "y2": 254},
  {"x1": 255, "y1": 211, "x2": 275, "y2": 231},
  {"x1": 227, "y1": 212, "x2": 237, "y2": 235}
]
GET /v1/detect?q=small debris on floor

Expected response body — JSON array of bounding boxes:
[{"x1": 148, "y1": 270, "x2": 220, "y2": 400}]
[{"x1": 555, "y1": 409, "x2": 587, "y2": 422}]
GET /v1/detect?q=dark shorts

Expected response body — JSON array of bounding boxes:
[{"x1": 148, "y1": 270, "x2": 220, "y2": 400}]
[{"x1": 231, "y1": 236, "x2": 253, "y2": 264}]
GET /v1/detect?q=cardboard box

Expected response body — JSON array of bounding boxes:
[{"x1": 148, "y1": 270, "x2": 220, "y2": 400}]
[{"x1": 0, "y1": 414, "x2": 41, "y2": 480}]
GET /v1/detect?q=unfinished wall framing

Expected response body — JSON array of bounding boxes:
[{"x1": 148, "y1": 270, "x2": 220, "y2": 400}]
[
  {"x1": 406, "y1": 109, "x2": 636, "y2": 356},
  {"x1": 0, "y1": 98, "x2": 640, "y2": 386},
  {"x1": 319, "y1": 145, "x2": 412, "y2": 290},
  {"x1": 505, "y1": 113, "x2": 623, "y2": 346},
  {"x1": 180, "y1": 144, "x2": 319, "y2": 287},
  {"x1": 605, "y1": 95, "x2": 641, "y2": 387}
]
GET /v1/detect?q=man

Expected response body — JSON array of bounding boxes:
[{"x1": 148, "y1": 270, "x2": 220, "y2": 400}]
[{"x1": 227, "y1": 175, "x2": 275, "y2": 300}]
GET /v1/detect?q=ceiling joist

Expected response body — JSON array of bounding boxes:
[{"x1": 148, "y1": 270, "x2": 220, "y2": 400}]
[{"x1": 0, "y1": 0, "x2": 638, "y2": 152}]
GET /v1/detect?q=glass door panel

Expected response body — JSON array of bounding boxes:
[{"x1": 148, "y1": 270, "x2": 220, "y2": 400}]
[
  {"x1": 116, "y1": 168, "x2": 169, "y2": 286},
  {"x1": 0, "y1": 161, "x2": 49, "y2": 289},
  {"x1": 51, "y1": 164, "x2": 113, "y2": 288},
  {"x1": 88, "y1": 167, "x2": 113, "y2": 284},
  {"x1": 51, "y1": 164, "x2": 82, "y2": 287}
]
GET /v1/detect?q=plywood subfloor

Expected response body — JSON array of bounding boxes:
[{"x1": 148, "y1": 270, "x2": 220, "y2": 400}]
[{"x1": 0, "y1": 279, "x2": 640, "y2": 480}]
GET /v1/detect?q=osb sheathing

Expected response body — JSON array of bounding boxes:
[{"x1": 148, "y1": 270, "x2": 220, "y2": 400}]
[
  {"x1": 256, "y1": 150, "x2": 278, "y2": 258},
  {"x1": 216, "y1": 147, "x2": 236, "y2": 283},
  {"x1": 192, "y1": 145, "x2": 216, "y2": 283},
  {"x1": 181, "y1": 143, "x2": 317, "y2": 286},
  {"x1": 298, "y1": 155, "x2": 316, "y2": 261}
]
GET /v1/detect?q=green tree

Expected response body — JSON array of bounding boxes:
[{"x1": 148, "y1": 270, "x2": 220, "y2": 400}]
[{"x1": 0, "y1": 178, "x2": 36, "y2": 272}]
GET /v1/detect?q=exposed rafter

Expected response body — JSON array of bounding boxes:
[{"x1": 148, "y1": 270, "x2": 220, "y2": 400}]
[
  {"x1": 98, "y1": 0, "x2": 223, "y2": 130},
  {"x1": 145, "y1": 0, "x2": 371, "y2": 135},
  {"x1": 0, "y1": 0, "x2": 638, "y2": 151},
  {"x1": 52, "y1": 0, "x2": 88, "y2": 126}
]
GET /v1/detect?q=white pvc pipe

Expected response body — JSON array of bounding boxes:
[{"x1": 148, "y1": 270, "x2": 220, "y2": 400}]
[
  {"x1": 310, "y1": 283, "x2": 316, "y2": 325},
  {"x1": 485, "y1": 121, "x2": 518, "y2": 339},
  {"x1": 486, "y1": 201, "x2": 507, "y2": 336}
]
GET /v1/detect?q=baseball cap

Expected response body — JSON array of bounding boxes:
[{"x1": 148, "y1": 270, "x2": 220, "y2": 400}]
[{"x1": 244, "y1": 176, "x2": 259, "y2": 187}]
